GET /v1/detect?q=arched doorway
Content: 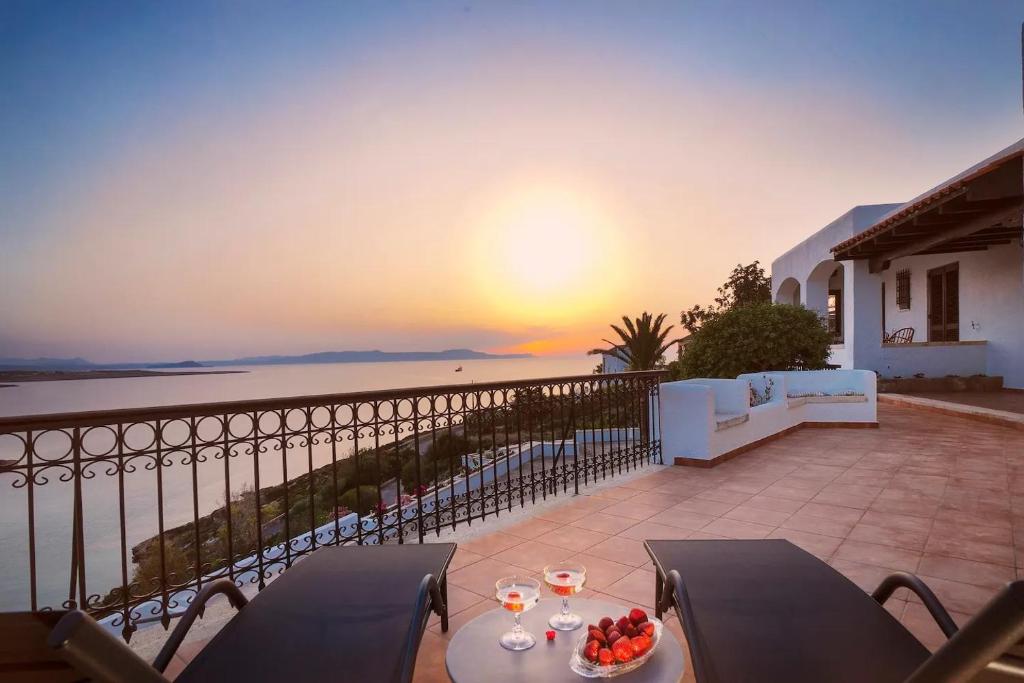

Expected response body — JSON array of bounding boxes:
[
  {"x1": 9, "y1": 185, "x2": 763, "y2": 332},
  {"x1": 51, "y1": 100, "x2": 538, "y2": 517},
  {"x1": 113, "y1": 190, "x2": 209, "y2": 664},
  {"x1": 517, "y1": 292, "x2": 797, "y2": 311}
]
[
  {"x1": 774, "y1": 277, "x2": 801, "y2": 305},
  {"x1": 806, "y1": 261, "x2": 845, "y2": 343}
]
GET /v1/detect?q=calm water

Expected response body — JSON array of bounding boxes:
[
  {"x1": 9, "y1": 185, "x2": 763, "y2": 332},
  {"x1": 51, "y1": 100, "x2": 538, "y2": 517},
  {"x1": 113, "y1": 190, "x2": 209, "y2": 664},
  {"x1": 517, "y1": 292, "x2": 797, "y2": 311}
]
[{"x1": 0, "y1": 356, "x2": 593, "y2": 610}]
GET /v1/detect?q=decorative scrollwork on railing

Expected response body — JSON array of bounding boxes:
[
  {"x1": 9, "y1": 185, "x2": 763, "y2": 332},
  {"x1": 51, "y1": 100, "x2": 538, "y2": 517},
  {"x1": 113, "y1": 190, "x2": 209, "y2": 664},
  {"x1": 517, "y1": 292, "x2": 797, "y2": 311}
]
[{"x1": 0, "y1": 370, "x2": 665, "y2": 639}]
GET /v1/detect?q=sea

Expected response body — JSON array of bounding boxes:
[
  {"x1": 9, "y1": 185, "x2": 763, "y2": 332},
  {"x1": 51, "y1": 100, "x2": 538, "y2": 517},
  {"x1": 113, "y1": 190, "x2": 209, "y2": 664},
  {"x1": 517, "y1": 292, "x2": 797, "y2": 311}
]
[{"x1": 0, "y1": 356, "x2": 594, "y2": 611}]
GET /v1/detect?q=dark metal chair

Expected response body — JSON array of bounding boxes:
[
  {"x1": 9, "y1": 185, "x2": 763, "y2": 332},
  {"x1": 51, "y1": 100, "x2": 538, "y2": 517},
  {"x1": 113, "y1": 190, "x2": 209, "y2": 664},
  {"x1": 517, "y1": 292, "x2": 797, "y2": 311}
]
[
  {"x1": 647, "y1": 539, "x2": 1024, "y2": 683},
  {"x1": 885, "y1": 327, "x2": 916, "y2": 344},
  {"x1": 4, "y1": 543, "x2": 454, "y2": 683}
]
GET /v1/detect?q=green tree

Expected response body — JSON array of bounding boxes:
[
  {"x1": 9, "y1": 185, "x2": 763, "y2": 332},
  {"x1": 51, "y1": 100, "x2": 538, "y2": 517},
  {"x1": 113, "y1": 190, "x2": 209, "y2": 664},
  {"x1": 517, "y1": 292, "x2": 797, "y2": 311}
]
[
  {"x1": 682, "y1": 261, "x2": 771, "y2": 333},
  {"x1": 676, "y1": 302, "x2": 831, "y2": 378},
  {"x1": 588, "y1": 312, "x2": 681, "y2": 371}
]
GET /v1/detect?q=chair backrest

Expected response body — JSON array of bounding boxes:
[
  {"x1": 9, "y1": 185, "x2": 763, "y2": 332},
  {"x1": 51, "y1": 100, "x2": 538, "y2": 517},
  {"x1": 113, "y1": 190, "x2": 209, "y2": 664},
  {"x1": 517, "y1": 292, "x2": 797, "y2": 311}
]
[
  {"x1": 906, "y1": 581, "x2": 1024, "y2": 682},
  {"x1": 0, "y1": 609, "x2": 169, "y2": 683},
  {"x1": 886, "y1": 327, "x2": 915, "y2": 344}
]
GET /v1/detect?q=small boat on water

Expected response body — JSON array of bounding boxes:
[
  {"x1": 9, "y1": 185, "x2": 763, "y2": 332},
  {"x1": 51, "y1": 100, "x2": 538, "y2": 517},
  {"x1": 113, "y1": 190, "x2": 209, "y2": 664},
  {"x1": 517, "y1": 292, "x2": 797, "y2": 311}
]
[{"x1": 454, "y1": 366, "x2": 463, "y2": 372}]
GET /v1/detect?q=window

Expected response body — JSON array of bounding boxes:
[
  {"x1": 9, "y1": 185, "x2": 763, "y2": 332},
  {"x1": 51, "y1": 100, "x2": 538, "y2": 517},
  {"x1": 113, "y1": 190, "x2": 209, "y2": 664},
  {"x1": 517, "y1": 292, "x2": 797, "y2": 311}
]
[
  {"x1": 828, "y1": 289, "x2": 843, "y2": 342},
  {"x1": 896, "y1": 268, "x2": 911, "y2": 310}
]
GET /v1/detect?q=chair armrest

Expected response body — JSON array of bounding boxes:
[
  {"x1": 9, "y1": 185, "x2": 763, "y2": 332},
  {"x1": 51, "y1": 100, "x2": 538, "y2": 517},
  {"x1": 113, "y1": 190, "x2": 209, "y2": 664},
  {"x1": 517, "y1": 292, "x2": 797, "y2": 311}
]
[
  {"x1": 872, "y1": 571, "x2": 958, "y2": 638},
  {"x1": 656, "y1": 570, "x2": 710, "y2": 682},
  {"x1": 153, "y1": 579, "x2": 248, "y2": 673},
  {"x1": 400, "y1": 573, "x2": 445, "y2": 683}
]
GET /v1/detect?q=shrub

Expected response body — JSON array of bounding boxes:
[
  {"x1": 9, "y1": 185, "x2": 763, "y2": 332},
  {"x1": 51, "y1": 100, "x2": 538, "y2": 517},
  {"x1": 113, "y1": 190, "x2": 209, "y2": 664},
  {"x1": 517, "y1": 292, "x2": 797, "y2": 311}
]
[
  {"x1": 339, "y1": 486, "x2": 381, "y2": 516},
  {"x1": 677, "y1": 303, "x2": 831, "y2": 378}
]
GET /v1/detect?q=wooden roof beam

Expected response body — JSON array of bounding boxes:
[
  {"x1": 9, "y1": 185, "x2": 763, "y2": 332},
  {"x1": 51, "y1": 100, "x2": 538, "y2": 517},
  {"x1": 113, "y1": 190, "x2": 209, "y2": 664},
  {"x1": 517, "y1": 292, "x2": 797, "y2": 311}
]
[{"x1": 868, "y1": 202, "x2": 1023, "y2": 273}]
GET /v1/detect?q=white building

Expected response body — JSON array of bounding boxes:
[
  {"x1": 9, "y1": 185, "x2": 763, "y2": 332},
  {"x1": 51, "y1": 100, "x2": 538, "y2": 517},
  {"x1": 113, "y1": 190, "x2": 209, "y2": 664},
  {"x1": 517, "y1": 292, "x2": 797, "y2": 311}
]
[{"x1": 772, "y1": 138, "x2": 1024, "y2": 389}]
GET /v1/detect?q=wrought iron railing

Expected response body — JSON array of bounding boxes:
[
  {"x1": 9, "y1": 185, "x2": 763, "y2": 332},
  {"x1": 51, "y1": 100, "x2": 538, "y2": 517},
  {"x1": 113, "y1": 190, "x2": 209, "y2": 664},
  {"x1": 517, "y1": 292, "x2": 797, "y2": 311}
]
[{"x1": 0, "y1": 371, "x2": 664, "y2": 640}]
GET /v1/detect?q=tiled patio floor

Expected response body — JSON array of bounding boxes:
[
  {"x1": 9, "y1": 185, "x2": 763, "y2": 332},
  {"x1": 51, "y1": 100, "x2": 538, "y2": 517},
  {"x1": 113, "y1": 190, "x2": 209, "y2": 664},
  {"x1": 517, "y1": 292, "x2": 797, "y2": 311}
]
[{"x1": 166, "y1": 403, "x2": 1024, "y2": 681}]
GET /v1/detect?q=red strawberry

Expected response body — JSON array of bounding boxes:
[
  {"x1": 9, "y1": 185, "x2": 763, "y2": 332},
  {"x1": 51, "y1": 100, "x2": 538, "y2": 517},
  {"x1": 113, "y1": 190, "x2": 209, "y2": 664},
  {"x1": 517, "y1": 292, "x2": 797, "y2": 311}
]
[
  {"x1": 598, "y1": 648, "x2": 615, "y2": 666},
  {"x1": 588, "y1": 628, "x2": 607, "y2": 645},
  {"x1": 587, "y1": 623, "x2": 599, "y2": 633},
  {"x1": 545, "y1": 630, "x2": 556, "y2": 641},
  {"x1": 584, "y1": 640, "x2": 600, "y2": 663},
  {"x1": 629, "y1": 608, "x2": 648, "y2": 626},
  {"x1": 630, "y1": 634, "x2": 652, "y2": 656},
  {"x1": 624, "y1": 624, "x2": 638, "y2": 638},
  {"x1": 639, "y1": 622, "x2": 655, "y2": 637},
  {"x1": 607, "y1": 631, "x2": 621, "y2": 646},
  {"x1": 612, "y1": 637, "x2": 634, "y2": 663},
  {"x1": 598, "y1": 616, "x2": 614, "y2": 631},
  {"x1": 616, "y1": 616, "x2": 631, "y2": 632}
]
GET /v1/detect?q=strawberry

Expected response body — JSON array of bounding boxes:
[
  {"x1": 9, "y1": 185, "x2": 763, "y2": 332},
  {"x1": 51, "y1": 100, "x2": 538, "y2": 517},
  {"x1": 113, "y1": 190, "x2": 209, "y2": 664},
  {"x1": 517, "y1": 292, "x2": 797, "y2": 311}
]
[
  {"x1": 612, "y1": 637, "x2": 634, "y2": 663},
  {"x1": 629, "y1": 608, "x2": 648, "y2": 626},
  {"x1": 545, "y1": 630, "x2": 556, "y2": 641},
  {"x1": 616, "y1": 616, "x2": 631, "y2": 633},
  {"x1": 598, "y1": 616, "x2": 614, "y2": 631},
  {"x1": 630, "y1": 634, "x2": 652, "y2": 656},
  {"x1": 587, "y1": 623, "x2": 599, "y2": 633},
  {"x1": 583, "y1": 640, "x2": 600, "y2": 663},
  {"x1": 639, "y1": 622, "x2": 655, "y2": 637},
  {"x1": 624, "y1": 624, "x2": 638, "y2": 638},
  {"x1": 607, "y1": 631, "x2": 621, "y2": 646},
  {"x1": 588, "y1": 628, "x2": 607, "y2": 645},
  {"x1": 598, "y1": 648, "x2": 615, "y2": 666}
]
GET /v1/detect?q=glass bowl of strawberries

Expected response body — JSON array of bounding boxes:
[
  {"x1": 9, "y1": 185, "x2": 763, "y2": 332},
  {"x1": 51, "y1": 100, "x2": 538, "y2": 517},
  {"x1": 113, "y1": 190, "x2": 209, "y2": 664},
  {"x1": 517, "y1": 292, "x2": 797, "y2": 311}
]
[{"x1": 569, "y1": 607, "x2": 662, "y2": 678}]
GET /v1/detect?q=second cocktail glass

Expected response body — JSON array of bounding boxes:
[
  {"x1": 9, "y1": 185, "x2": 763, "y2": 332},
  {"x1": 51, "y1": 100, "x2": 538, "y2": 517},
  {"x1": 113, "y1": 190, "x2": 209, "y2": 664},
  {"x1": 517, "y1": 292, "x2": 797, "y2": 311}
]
[{"x1": 543, "y1": 562, "x2": 586, "y2": 630}]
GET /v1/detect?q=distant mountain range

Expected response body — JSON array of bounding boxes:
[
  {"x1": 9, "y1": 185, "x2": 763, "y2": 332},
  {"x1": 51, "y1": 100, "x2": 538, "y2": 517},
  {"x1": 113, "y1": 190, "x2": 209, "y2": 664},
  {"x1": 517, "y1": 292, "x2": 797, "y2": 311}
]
[{"x1": 0, "y1": 349, "x2": 532, "y2": 371}]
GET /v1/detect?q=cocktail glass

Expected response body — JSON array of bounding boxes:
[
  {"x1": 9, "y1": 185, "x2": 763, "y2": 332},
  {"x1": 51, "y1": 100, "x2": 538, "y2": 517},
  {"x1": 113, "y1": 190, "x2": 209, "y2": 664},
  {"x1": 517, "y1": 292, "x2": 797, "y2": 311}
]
[
  {"x1": 494, "y1": 576, "x2": 541, "y2": 651},
  {"x1": 543, "y1": 562, "x2": 586, "y2": 630}
]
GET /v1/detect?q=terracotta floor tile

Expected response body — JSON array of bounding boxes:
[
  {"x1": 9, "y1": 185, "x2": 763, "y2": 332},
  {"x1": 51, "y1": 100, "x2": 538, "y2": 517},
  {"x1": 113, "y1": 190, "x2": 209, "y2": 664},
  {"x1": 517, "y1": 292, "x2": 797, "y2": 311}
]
[
  {"x1": 627, "y1": 491, "x2": 685, "y2": 510},
  {"x1": 584, "y1": 536, "x2": 651, "y2": 567},
  {"x1": 570, "y1": 511, "x2": 640, "y2": 535},
  {"x1": 847, "y1": 522, "x2": 929, "y2": 551},
  {"x1": 600, "y1": 499, "x2": 668, "y2": 521},
  {"x1": 491, "y1": 539, "x2": 575, "y2": 573},
  {"x1": 724, "y1": 504, "x2": 792, "y2": 527},
  {"x1": 568, "y1": 553, "x2": 635, "y2": 589},
  {"x1": 601, "y1": 568, "x2": 658, "y2": 610},
  {"x1": 913, "y1": 575, "x2": 997, "y2": 614},
  {"x1": 671, "y1": 497, "x2": 736, "y2": 516},
  {"x1": 617, "y1": 520, "x2": 693, "y2": 541},
  {"x1": 701, "y1": 517, "x2": 774, "y2": 540},
  {"x1": 646, "y1": 508, "x2": 718, "y2": 531},
  {"x1": 448, "y1": 557, "x2": 536, "y2": 597},
  {"x1": 412, "y1": 630, "x2": 453, "y2": 682},
  {"x1": 828, "y1": 558, "x2": 912, "y2": 599},
  {"x1": 900, "y1": 602, "x2": 968, "y2": 653},
  {"x1": 428, "y1": 583, "x2": 485, "y2": 629},
  {"x1": 917, "y1": 554, "x2": 1017, "y2": 589},
  {"x1": 797, "y1": 501, "x2": 866, "y2": 525},
  {"x1": 767, "y1": 528, "x2": 842, "y2": 560},
  {"x1": 447, "y1": 548, "x2": 486, "y2": 572},
  {"x1": 502, "y1": 516, "x2": 563, "y2": 540},
  {"x1": 743, "y1": 494, "x2": 806, "y2": 514},
  {"x1": 695, "y1": 487, "x2": 753, "y2": 504},
  {"x1": 781, "y1": 512, "x2": 855, "y2": 539},
  {"x1": 924, "y1": 535, "x2": 1015, "y2": 567},
  {"x1": 459, "y1": 531, "x2": 524, "y2": 558},
  {"x1": 588, "y1": 487, "x2": 639, "y2": 502},
  {"x1": 833, "y1": 539, "x2": 921, "y2": 572},
  {"x1": 535, "y1": 525, "x2": 609, "y2": 553}
]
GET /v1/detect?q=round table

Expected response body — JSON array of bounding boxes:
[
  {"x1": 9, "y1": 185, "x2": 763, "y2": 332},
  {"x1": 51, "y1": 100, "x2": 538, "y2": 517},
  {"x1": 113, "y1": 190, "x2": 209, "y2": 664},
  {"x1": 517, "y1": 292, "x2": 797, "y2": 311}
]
[{"x1": 445, "y1": 597, "x2": 686, "y2": 683}]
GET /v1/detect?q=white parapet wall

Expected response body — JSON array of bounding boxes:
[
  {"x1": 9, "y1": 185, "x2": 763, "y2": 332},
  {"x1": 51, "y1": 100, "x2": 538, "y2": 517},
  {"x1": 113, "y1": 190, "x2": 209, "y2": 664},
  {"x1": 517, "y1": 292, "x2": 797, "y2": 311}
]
[{"x1": 660, "y1": 369, "x2": 877, "y2": 464}]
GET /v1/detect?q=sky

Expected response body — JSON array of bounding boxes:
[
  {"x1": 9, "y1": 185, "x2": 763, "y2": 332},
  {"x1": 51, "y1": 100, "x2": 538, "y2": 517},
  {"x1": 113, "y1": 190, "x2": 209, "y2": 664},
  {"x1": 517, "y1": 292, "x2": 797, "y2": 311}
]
[{"x1": 1, "y1": 1, "x2": 1022, "y2": 363}]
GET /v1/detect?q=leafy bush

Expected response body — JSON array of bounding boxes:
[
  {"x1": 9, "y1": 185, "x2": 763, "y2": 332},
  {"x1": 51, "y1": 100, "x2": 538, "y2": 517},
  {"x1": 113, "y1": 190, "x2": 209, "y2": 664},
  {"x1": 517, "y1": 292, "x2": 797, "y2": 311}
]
[
  {"x1": 676, "y1": 303, "x2": 831, "y2": 378},
  {"x1": 339, "y1": 486, "x2": 381, "y2": 516}
]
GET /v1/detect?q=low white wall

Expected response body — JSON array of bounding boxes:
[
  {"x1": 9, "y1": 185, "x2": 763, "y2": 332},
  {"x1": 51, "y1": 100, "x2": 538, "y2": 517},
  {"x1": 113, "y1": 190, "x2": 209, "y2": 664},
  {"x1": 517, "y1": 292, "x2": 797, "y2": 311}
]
[
  {"x1": 661, "y1": 370, "x2": 877, "y2": 462},
  {"x1": 879, "y1": 342, "x2": 988, "y2": 378}
]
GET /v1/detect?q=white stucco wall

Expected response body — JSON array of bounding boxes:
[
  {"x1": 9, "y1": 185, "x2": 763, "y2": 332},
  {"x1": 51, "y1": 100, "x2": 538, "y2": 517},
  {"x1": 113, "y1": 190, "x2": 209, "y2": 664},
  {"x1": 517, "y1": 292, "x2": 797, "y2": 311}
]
[{"x1": 879, "y1": 242, "x2": 1024, "y2": 387}]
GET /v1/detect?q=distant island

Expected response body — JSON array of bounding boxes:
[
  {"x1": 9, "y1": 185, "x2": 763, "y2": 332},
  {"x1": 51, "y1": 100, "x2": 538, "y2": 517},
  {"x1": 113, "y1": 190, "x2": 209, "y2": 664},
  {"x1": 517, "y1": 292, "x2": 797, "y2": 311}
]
[{"x1": 0, "y1": 348, "x2": 533, "y2": 384}]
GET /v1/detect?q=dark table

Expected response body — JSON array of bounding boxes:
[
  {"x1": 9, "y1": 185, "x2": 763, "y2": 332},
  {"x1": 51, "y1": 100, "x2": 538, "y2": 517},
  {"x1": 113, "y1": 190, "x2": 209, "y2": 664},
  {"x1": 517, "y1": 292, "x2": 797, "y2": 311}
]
[
  {"x1": 645, "y1": 539, "x2": 931, "y2": 683},
  {"x1": 445, "y1": 597, "x2": 685, "y2": 683}
]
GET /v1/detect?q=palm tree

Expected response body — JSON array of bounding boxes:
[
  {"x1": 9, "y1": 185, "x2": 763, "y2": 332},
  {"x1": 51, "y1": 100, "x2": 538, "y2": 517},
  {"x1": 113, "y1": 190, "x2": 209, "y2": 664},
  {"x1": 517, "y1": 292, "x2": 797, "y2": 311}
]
[{"x1": 588, "y1": 312, "x2": 680, "y2": 371}]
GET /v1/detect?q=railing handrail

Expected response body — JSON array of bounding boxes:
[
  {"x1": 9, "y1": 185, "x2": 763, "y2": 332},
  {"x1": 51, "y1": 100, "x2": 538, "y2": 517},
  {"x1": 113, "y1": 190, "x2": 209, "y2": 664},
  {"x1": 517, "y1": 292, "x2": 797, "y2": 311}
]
[{"x1": 0, "y1": 370, "x2": 667, "y2": 430}]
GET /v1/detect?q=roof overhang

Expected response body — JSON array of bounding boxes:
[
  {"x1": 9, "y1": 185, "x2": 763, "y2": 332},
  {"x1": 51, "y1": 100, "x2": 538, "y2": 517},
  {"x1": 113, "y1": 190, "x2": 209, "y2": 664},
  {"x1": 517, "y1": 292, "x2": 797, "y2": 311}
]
[{"x1": 831, "y1": 139, "x2": 1024, "y2": 272}]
